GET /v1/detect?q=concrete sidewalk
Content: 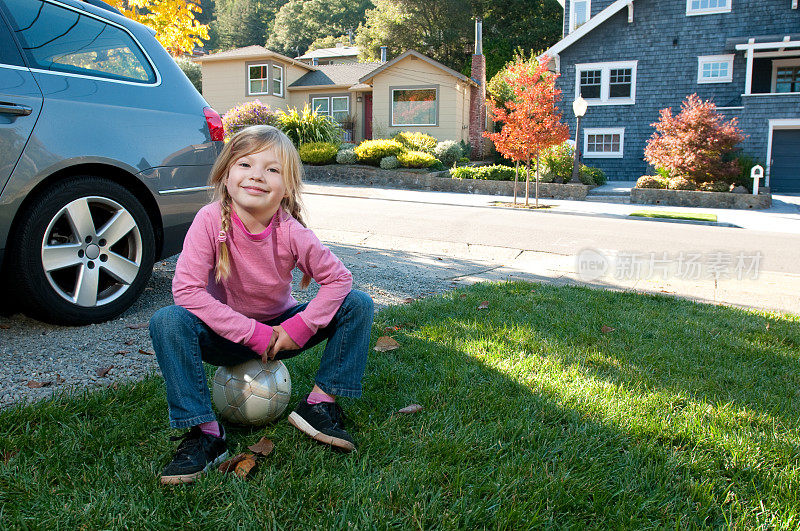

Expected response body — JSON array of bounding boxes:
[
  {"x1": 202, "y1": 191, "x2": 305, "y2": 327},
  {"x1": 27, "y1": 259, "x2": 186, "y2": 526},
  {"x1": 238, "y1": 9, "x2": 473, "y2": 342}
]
[{"x1": 305, "y1": 180, "x2": 800, "y2": 234}]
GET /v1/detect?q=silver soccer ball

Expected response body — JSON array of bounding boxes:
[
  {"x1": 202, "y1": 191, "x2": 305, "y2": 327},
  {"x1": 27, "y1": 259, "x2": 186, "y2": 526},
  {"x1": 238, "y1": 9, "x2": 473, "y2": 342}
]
[{"x1": 212, "y1": 359, "x2": 291, "y2": 425}]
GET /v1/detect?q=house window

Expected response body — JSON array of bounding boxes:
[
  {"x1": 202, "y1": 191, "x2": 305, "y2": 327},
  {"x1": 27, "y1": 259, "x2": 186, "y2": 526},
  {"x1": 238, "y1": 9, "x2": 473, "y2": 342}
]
[
  {"x1": 575, "y1": 61, "x2": 637, "y2": 105},
  {"x1": 391, "y1": 87, "x2": 437, "y2": 126},
  {"x1": 569, "y1": 0, "x2": 590, "y2": 33},
  {"x1": 272, "y1": 64, "x2": 283, "y2": 96},
  {"x1": 584, "y1": 128, "x2": 624, "y2": 158},
  {"x1": 249, "y1": 64, "x2": 269, "y2": 95},
  {"x1": 311, "y1": 95, "x2": 350, "y2": 121},
  {"x1": 773, "y1": 59, "x2": 800, "y2": 93},
  {"x1": 697, "y1": 55, "x2": 733, "y2": 83},
  {"x1": 686, "y1": 0, "x2": 731, "y2": 15}
]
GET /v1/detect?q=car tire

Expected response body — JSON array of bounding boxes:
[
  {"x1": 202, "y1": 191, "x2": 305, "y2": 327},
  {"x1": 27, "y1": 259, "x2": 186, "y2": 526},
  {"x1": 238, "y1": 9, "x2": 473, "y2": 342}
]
[{"x1": 10, "y1": 176, "x2": 156, "y2": 325}]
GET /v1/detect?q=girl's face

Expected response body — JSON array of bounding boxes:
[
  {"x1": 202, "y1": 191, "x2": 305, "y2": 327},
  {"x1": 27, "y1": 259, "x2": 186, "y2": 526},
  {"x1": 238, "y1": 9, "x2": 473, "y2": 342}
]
[{"x1": 225, "y1": 148, "x2": 287, "y2": 223}]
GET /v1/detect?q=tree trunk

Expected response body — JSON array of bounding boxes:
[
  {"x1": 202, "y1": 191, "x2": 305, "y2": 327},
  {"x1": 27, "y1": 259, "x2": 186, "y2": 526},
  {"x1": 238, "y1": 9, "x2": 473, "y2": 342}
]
[
  {"x1": 525, "y1": 159, "x2": 531, "y2": 206},
  {"x1": 514, "y1": 161, "x2": 519, "y2": 204},
  {"x1": 535, "y1": 153, "x2": 541, "y2": 209}
]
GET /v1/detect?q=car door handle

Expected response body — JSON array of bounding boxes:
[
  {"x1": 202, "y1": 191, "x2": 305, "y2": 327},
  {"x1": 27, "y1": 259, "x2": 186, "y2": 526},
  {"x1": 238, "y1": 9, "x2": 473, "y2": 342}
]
[{"x1": 0, "y1": 102, "x2": 33, "y2": 116}]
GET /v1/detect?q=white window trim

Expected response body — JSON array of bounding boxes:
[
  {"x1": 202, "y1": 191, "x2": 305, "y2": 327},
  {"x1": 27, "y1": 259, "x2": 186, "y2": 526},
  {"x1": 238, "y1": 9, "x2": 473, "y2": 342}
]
[
  {"x1": 771, "y1": 58, "x2": 800, "y2": 93},
  {"x1": 311, "y1": 97, "x2": 329, "y2": 113},
  {"x1": 248, "y1": 63, "x2": 270, "y2": 95},
  {"x1": 686, "y1": 0, "x2": 731, "y2": 15},
  {"x1": 391, "y1": 87, "x2": 438, "y2": 127},
  {"x1": 272, "y1": 64, "x2": 284, "y2": 97},
  {"x1": 584, "y1": 127, "x2": 625, "y2": 158},
  {"x1": 331, "y1": 96, "x2": 349, "y2": 117},
  {"x1": 312, "y1": 96, "x2": 350, "y2": 118},
  {"x1": 569, "y1": 0, "x2": 591, "y2": 34},
  {"x1": 575, "y1": 61, "x2": 637, "y2": 106},
  {"x1": 697, "y1": 54, "x2": 734, "y2": 83}
]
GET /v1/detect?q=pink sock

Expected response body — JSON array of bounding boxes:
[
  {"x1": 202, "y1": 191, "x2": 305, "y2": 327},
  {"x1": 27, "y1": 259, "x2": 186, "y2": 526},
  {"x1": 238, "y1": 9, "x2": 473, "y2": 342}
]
[
  {"x1": 307, "y1": 391, "x2": 335, "y2": 405},
  {"x1": 199, "y1": 421, "x2": 222, "y2": 438}
]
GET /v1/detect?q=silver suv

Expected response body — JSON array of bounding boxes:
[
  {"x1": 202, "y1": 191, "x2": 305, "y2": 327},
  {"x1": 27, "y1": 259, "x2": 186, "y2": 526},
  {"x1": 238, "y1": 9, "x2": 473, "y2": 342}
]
[{"x1": 0, "y1": 0, "x2": 223, "y2": 325}]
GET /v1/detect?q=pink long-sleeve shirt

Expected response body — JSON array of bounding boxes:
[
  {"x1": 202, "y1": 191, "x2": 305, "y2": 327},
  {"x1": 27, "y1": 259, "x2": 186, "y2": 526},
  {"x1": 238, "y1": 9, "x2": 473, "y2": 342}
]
[{"x1": 172, "y1": 202, "x2": 352, "y2": 355}]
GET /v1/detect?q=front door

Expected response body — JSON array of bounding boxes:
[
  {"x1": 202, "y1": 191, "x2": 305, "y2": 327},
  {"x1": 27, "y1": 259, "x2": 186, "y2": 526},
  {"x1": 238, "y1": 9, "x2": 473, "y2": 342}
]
[
  {"x1": 770, "y1": 129, "x2": 800, "y2": 193},
  {"x1": 364, "y1": 93, "x2": 373, "y2": 140}
]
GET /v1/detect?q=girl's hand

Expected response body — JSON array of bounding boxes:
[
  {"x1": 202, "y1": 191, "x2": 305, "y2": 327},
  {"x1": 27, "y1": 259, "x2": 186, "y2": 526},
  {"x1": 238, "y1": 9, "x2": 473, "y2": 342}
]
[
  {"x1": 262, "y1": 329, "x2": 279, "y2": 363},
  {"x1": 266, "y1": 325, "x2": 299, "y2": 360}
]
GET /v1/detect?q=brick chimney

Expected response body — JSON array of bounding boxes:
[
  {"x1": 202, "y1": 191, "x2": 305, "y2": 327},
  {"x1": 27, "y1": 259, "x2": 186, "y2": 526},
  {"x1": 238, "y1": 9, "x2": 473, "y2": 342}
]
[{"x1": 468, "y1": 18, "x2": 486, "y2": 160}]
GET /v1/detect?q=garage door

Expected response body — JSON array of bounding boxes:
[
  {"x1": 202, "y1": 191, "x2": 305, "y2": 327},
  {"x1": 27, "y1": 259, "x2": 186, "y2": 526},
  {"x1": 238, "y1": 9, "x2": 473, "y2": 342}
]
[{"x1": 771, "y1": 130, "x2": 800, "y2": 193}]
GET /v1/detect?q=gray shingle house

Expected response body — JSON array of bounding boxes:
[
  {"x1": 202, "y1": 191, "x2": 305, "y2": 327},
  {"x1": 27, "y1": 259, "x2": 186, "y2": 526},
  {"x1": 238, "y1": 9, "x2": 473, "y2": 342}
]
[{"x1": 544, "y1": 0, "x2": 800, "y2": 192}]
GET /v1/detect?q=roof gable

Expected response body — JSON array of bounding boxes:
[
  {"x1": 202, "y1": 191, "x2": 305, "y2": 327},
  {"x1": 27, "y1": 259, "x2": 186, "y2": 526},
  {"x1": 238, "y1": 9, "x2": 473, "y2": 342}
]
[
  {"x1": 544, "y1": 0, "x2": 634, "y2": 58},
  {"x1": 193, "y1": 45, "x2": 315, "y2": 70},
  {"x1": 359, "y1": 49, "x2": 477, "y2": 86}
]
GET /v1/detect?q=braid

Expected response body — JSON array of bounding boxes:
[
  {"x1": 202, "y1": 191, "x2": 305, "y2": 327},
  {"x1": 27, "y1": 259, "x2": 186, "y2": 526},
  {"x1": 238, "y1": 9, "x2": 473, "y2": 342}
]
[{"x1": 215, "y1": 195, "x2": 233, "y2": 282}]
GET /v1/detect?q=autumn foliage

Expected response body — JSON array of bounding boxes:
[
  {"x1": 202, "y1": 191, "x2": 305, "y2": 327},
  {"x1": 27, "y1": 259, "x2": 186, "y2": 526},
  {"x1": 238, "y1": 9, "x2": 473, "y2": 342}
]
[
  {"x1": 484, "y1": 57, "x2": 569, "y2": 205},
  {"x1": 109, "y1": 0, "x2": 209, "y2": 56},
  {"x1": 644, "y1": 94, "x2": 745, "y2": 184}
]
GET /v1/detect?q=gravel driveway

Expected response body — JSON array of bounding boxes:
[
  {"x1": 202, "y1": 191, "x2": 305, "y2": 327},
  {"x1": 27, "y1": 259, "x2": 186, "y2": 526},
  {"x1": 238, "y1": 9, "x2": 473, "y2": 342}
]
[{"x1": 0, "y1": 242, "x2": 501, "y2": 409}]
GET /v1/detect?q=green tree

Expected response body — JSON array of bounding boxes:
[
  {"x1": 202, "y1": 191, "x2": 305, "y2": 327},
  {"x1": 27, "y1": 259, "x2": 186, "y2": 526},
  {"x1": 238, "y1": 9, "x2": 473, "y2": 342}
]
[
  {"x1": 266, "y1": 0, "x2": 372, "y2": 56},
  {"x1": 212, "y1": 0, "x2": 286, "y2": 51}
]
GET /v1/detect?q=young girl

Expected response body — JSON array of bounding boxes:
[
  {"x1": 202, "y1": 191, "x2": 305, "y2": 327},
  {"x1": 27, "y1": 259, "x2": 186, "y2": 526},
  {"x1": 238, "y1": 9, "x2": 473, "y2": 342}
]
[{"x1": 149, "y1": 125, "x2": 373, "y2": 485}]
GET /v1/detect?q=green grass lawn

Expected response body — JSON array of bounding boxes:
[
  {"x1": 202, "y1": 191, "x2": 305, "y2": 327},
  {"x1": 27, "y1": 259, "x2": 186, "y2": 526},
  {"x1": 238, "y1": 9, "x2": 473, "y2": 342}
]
[
  {"x1": 2, "y1": 282, "x2": 800, "y2": 528},
  {"x1": 630, "y1": 210, "x2": 719, "y2": 222}
]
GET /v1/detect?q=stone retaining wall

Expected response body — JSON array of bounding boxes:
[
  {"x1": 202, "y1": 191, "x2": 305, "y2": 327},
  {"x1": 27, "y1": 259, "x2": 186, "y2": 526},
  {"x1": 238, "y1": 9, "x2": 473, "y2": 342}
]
[
  {"x1": 304, "y1": 165, "x2": 591, "y2": 200},
  {"x1": 630, "y1": 188, "x2": 772, "y2": 209}
]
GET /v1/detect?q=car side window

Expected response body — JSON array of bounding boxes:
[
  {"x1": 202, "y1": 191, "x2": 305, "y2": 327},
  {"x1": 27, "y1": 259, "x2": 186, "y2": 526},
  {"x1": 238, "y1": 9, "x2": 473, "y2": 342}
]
[
  {"x1": 0, "y1": 9, "x2": 25, "y2": 66},
  {"x1": 2, "y1": 0, "x2": 156, "y2": 83}
]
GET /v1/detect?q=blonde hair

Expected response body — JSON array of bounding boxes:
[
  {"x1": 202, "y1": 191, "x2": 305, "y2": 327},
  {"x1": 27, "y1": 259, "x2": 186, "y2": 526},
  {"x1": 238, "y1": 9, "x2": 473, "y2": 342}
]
[{"x1": 208, "y1": 125, "x2": 311, "y2": 288}]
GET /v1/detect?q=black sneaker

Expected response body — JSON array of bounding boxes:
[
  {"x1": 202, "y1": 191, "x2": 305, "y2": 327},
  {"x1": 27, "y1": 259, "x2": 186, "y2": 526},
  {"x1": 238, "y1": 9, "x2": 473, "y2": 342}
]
[
  {"x1": 288, "y1": 398, "x2": 356, "y2": 452},
  {"x1": 160, "y1": 425, "x2": 228, "y2": 485}
]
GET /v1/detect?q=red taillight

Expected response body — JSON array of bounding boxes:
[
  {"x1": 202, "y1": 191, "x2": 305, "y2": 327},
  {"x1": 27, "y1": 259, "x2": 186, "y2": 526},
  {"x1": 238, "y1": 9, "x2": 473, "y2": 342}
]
[{"x1": 203, "y1": 107, "x2": 224, "y2": 141}]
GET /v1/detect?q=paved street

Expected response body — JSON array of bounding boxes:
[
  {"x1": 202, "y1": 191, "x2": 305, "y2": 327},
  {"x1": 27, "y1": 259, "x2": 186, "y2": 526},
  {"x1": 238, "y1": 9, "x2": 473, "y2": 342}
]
[{"x1": 303, "y1": 183, "x2": 800, "y2": 315}]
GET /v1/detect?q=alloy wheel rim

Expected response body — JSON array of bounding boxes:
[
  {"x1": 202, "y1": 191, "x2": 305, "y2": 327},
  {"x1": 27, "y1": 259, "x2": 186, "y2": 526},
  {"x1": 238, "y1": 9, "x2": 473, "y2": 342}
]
[{"x1": 40, "y1": 196, "x2": 142, "y2": 307}]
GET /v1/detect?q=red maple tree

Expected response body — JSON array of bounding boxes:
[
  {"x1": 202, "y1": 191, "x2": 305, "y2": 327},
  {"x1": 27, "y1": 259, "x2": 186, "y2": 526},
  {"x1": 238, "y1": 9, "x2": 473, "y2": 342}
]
[
  {"x1": 644, "y1": 93, "x2": 746, "y2": 184},
  {"x1": 484, "y1": 57, "x2": 570, "y2": 206}
]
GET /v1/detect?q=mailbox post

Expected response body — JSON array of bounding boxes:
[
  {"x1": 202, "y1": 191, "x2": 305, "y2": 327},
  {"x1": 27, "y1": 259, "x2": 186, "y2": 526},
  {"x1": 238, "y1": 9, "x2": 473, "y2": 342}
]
[{"x1": 751, "y1": 165, "x2": 764, "y2": 196}]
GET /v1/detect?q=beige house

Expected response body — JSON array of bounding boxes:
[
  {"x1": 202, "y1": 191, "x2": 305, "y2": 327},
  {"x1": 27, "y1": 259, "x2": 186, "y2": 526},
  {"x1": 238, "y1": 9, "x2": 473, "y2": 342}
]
[{"x1": 195, "y1": 47, "x2": 484, "y2": 145}]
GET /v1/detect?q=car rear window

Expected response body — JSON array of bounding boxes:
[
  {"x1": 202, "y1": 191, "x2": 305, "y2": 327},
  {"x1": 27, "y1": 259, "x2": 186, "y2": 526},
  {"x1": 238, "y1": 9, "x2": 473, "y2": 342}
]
[{"x1": 2, "y1": 0, "x2": 156, "y2": 84}]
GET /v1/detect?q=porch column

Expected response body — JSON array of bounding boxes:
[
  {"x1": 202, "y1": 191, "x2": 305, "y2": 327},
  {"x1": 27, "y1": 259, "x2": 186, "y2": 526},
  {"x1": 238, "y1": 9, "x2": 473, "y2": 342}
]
[{"x1": 744, "y1": 38, "x2": 754, "y2": 96}]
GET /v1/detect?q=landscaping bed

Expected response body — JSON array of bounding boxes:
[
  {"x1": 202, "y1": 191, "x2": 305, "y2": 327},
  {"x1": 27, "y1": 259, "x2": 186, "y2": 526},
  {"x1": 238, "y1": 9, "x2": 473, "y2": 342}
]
[
  {"x1": 304, "y1": 164, "x2": 593, "y2": 200},
  {"x1": 631, "y1": 187, "x2": 771, "y2": 209}
]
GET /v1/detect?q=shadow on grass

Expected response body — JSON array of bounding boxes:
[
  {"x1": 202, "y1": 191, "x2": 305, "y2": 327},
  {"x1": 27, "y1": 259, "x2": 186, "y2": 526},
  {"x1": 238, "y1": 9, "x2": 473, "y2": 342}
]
[{"x1": 0, "y1": 281, "x2": 798, "y2": 527}]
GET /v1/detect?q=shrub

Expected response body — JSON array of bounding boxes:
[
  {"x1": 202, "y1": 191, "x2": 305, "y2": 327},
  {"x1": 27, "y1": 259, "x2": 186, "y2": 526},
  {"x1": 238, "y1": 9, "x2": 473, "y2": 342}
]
[
  {"x1": 175, "y1": 57, "x2": 201, "y2": 93},
  {"x1": 458, "y1": 157, "x2": 470, "y2": 164},
  {"x1": 429, "y1": 160, "x2": 446, "y2": 172},
  {"x1": 636, "y1": 176, "x2": 665, "y2": 189},
  {"x1": 299, "y1": 142, "x2": 338, "y2": 165},
  {"x1": 354, "y1": 139, "x2": 405, "y2": 165},
  {"x1": 398, "y1": 150, "x2": 437, "y2": 168},
  {"x1": 222, "y1": 100, "x2": 276, "y2": 138},
  {"x1": 667, "y1": 176, "x2": 697, "y2": 190},
  {"x1": 276, "y1": 105, "x2": 342, "y2": 147},
  {"x1": 580, "y1": 165, "x2": 606, "y2": 186},
  {"x1": 336, "y1": 149, "x2": 357, "y2": 164},
  {"x1": 434, "y1": 141, "x2": 462, "y2": 167},
  {"x1": 338, "y1": 142, "x2": 356, "y2": 151},
  {"x1": 393, "y1": 131, "x2": 438, "y2": 153},
  {"x1": 459, "y1": 140, "x2": 472, "y2": 159},
  {"x1": 730, "y1": 153, "x2": 762, "y2": 191},
  {"x1": 379, "y1": 156, "x2": 400, "y2": 169},
  {"x1": 644, "y1": 94, "x2": 745, "y2": 185},
  {"x1": 699, "y1": 181, "x2": 731, "y2": 192},
  {"x1": 449, "y1": 165, "x2": 516, "y2": 181},
  {"x1": 541, "y1": 142, "x2": 575, "y2": 182}
]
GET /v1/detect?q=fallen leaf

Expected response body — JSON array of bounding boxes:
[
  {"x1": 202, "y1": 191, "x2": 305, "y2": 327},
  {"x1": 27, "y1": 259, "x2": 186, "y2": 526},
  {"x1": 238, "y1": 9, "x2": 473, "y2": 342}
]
[
  {"x1": 96, "y1": 366, "x2": 113, "y2": 378},
  {"x1": 601, "y1": 326, "x2": 615, "y2": 334},
  {"x1": 369, "y1": 265, "x2": 377, "y2": 268},
  {"x1": 124, "y1": 339, "x2": 135, "y2": 346},
  {"x1": 398, "y1": 404, "x2": 423, "y2": 414},
  {"x1": 459, "y1": 294, "x2": 467, "y2": 299},
  {"x1": 436, "y1": 257, "x2": 443, "y2": 260},
  {"x1": 126, "y1": 323, "x2": 148, "y2": 330},
  {"x1": 248, "y1": 437, "x2": 274, "y2": 457},
  {"x1": 115, "y1": 350, "x2": 130, "y2": 355},
  {"x1": 234, "y1": 454, "x2": 258, "y2": 479},
  {"x1": 401, "y1": 297, "x2": 414, "y2": 304},
  {"x1": 55, "y1": 374, "x2": 65, "y2": 384},
  {"x1": 766, "y1": 323, "x2": 770, "y2": 331},
  {"x1": 219, "y1": 452, "x2": 248, "y2": 474},
  {"x1": 144, "y1": 287, "x2": 153, "y2": 291},
  {"x1": 374, "y1": 336, "x2": 400, "y2": 352},
  {"x1": 138, "y1": 349, "x2": 155, "y2": 356},
  {"x1": 383, "y1": 325, "x2": 401, "y2": 333},
  {"x1": 477, "y1": 301, "x2": 490, "y2": 310},
  {"x1": 1, "y1": 450, "x2": 17, "y2": 464},
  {"x1": 355, "y1": 251, "x2": 361, "y2": 255},
  {"x1": 0, "y1": 324, "x2": 10, "y2": 329},
  {"x1": 26, "y1": 380, "x2": 52, "y2": 388}
]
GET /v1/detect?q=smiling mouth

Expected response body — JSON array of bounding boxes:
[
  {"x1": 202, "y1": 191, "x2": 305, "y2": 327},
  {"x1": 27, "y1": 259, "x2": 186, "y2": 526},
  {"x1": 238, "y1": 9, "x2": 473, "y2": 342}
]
[{"x1": 243, "y1": 186, "x2": 268, "y2": 193}]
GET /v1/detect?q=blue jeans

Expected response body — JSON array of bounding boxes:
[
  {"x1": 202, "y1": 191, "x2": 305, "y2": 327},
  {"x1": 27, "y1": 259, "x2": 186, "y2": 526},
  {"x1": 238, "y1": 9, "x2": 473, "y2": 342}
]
[{"x1": 149, "y1": 290, "x2": 374, "y2": 429}]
